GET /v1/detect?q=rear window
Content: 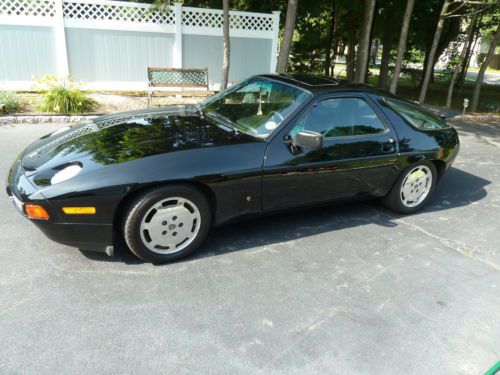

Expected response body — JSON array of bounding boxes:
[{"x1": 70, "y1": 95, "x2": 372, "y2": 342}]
[{"x1": 384, "y1": 98, "x2": 450, "y2": 130}]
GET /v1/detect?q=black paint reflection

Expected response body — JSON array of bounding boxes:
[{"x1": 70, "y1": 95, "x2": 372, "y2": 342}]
[{"x1": 57, "y1": 115, "x2": 255, "y2": 165}]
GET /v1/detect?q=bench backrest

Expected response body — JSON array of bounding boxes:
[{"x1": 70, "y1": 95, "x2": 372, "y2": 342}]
[{"x1": 148, "y1": 67, "x2": 209, "y2": 89}]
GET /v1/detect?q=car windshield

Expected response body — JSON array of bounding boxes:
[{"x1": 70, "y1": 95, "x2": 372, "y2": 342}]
[{"x1": 201, "y1": 78, "x2": 312, "y2": 139}]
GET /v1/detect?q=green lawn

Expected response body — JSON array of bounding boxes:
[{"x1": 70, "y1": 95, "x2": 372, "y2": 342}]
[
  {"x1": 385, "y1": 78, "x2": 499, "y2": 114},
  {"x1": 466, "y1": 66, "x2": 500, "y2": 74},
  {"x1": 327, "y1": 63, "x2": 499, "y2": 114}
]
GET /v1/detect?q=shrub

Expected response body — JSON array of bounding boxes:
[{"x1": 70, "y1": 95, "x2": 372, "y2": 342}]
[
  {"x1": 36, "y1": 76, "x2": 96, "y2": 114},
  {"x1": 0, "y1": 91, "x2": 20, "y2": 113}
]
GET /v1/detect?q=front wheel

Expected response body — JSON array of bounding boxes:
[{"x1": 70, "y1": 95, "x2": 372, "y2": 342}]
[
  {"x1": 123, "y1": 185, "x2": 211, "y2": 263},
  {"x1": 382, "y1": 161, "x2": 437, "y2": 214}
]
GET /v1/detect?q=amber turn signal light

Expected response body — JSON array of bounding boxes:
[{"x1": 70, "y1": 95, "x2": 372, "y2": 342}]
[
  {"x1": 25, "y1": 204, "x2": 50, "y2": 220},
  {"x1": 62, "y1": 207, "x2": 96, "y2": 215}
]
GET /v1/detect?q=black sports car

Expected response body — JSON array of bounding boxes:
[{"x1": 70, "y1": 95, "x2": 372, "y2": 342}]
[{"x1": 7, "y1": 74, "x2": 460, "y2": 262}]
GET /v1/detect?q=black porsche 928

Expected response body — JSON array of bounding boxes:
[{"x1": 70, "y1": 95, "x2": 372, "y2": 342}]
[{"x1": 7, "y1": 74, "x2": 460, "y2": 263}]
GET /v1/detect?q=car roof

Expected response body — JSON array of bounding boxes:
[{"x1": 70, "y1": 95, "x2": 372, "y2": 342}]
[{"x1": 257, "y1": 73, "x2": 390, "y2": 96}]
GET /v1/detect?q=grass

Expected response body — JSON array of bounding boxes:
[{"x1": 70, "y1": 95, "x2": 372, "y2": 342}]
[
  {"x1": 0, "y1": 91, "x2": 21, "y2": 113},
  {"x1": 387, "y1": 78, "x2": 500, "y2": 114},
  {"x1": 37, "y1": 85, "x2": 96, "y2": 114},
  {"x1": 466, "y1": 66, "x2": 500, "y2": 74},
  {"x1": 35, "y1": 76, "x2": 97, "y2": 114},
  {"x1": 328, "y1": 63, "x2": 500, "y2": 114}
]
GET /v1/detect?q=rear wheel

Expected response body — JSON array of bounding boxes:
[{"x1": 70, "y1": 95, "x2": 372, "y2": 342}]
[
  {"x1": 382, "y1": 161, "x2": 437, "y2": 214},
  {"x1": 123, "y1": 185, "x2": 211, "y2": 263}
]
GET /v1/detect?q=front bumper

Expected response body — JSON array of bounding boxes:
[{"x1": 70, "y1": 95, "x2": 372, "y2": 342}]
[
  {"x1": 33, "y1": 220, "x2": 113, "y2": 254},
  {"x1": 6, "y1": 160, "x2": 114, "y2": 254}
]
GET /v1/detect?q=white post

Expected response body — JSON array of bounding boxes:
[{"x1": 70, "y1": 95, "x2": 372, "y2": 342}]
[
  {"x1": 173, "y1": 2, "x2": 183, "y2": 68},
  {"x1": 53, "y1": 0, "x2": 69, "y2": 78},
  {"x1": 270, "y1": 11, "x2": 280, "y2": 73}
]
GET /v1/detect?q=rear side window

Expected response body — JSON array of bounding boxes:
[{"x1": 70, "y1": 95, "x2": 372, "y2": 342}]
[
  {"x1": 291, "y1": 97, "x2": 387, "y2": 138},
  {"x1": 385, "y1": 98, "x2": 450, "y2": 130}
]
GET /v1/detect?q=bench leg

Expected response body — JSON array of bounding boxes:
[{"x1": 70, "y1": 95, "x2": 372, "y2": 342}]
[{"x1": 147, "y1": 90, "x2": 152, "y2": 107}]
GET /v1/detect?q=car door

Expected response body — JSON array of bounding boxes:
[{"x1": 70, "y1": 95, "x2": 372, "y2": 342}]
[{"x1": 262, "y1": 93, "x2": 398, "y2": 211}]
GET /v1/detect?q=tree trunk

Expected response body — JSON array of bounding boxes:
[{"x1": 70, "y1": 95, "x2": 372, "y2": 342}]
[
  {"x1": 354, "y1": 0, "x2": 376, "y2": 83},
  {"x1": 429, "y1": 15, "x2": 462, "y2": 83},
  {"x1": 330, "y1": 9, "x2": 341, "y2": 76},
  {"x1": 378, "y1": 7, "x2": 395, "y2": 88},
  {"x1": 445, "y1": 13, "x2": 477, "y2": 109},
  {"x1": 324, "y1": 0, "x2": 336, "y2": 76},
  {"x1": 221, "y1": 0, "x2": 230, "y2": 90},
  {"x1": 458, "y1": 14, "x2": 481, "y2": 86},
  {"x1": 418, "y1": 42, "x2": 432, "y2": 91},
  {"x1": 418, "y1": 0, "x2": 450, "y2": 104},
  {"x1": 346, "y1": 27, "x2": 356, "y2": 80},
  {"x1": 389, "y1": 0, "x2": 414, "y2": 94},
  {"x1": 330, "y1": 38, "x2": 339, "y2": 76},
  {"x1": 364, "y1": 2, "x2": 378, "y2": 82},
  {"x1": 471, "y1": 23, "x2": 500, "y2": 112},
  {"x1": 276, "y1": 0, "x2": 299, "y2": 73}
]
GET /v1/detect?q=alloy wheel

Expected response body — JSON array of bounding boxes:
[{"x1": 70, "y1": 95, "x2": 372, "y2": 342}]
[
  {"x1": 400, "y1": 165, "x2": 433, "y2": 208},
  {"x1": 139, "y1": 197, "x2": 201, "y2": 254}
]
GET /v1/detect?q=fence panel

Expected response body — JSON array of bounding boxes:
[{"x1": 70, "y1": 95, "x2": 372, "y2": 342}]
[{"x1": 0, "y1": 0, "x2": 280, "y2": 91}]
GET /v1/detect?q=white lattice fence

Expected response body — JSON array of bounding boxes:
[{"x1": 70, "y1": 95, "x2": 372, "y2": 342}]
[
  {"x1": 0, "y1": 0, "x2": 55, "y2": 19},
  {"x1": 181, "y1": 7, "x2": 274, "y2": 32},
  {"x1": 63, "y1": 0, "x2": 175, "y2": 25},
  {"x1": 1, "y1": 0, "x2": 276, "y2": 34},
  {"x1": 0, "y1": 0, "x2": 280, "y2": 90}
]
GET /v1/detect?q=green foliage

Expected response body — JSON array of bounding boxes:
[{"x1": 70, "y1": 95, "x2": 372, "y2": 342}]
[
  {"x1": 36, "y1": 76, "x2": 96, "y2": 114},
  {"x1": 0, "y1": 91, "x2": 20, "y2": 113}
]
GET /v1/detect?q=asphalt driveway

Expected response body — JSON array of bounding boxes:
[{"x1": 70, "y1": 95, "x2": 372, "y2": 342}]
[{"x1": 0, "y1": 120, "x2": 499, "y2": 374}]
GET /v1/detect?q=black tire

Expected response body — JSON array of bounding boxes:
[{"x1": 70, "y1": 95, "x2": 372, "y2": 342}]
[
  {"x1": 382, "y1": 161, "x2": 437, "y2": 214},
  {"x1": 122, "y1": 184, "x2": 211, "y2": 263}
]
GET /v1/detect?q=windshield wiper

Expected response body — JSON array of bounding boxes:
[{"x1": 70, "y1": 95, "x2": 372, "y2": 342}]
[
  {"x1": 206, "y1": 112, "x2": 239, "y2": 134},
  {"x1": 195, "y1": 102, "x2": 204, "y2": 118}
]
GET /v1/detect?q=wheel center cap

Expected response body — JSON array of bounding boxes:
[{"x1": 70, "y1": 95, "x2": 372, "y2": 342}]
[{"x1": 169, "y1": 224, "x2": 176, "y2": 230}]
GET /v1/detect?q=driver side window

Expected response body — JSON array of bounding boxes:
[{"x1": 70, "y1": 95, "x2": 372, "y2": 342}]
[{"x1": 292, "y1": 97, "x2": 386, "y2": 138}]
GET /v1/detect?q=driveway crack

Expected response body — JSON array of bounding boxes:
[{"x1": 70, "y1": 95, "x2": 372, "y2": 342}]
[{"x1": 367, "y1": 205, "x2": 499, "y2": 271}]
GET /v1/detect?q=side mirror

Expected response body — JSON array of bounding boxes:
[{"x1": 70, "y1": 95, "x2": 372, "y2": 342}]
[{"x1": 294, "y1": 130, "x2": 323, "y2": 149}]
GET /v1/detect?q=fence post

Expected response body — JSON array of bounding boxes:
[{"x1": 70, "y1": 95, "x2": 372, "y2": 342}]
[
  {"x1": 270, "y1": 11, "x2": 280, "y2": 73},
  {"x1": 53, "y1": 0, "x2": 69, "y2": 77},
  {"x1": 173, "y1": 2, "x2": 183, "y2": 68}
]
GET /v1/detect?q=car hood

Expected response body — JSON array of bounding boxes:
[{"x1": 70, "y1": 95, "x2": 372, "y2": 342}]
[{"x1": 21, "y1": 105, "x2": 259, "y2": 175}]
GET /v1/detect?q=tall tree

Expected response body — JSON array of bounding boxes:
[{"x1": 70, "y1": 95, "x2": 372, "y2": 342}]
[
  {"x1": 364, "y1": 1, "x2": 379, "y2": 81},
  {"x1": 418, "y1": 0, "x2": 450, "y2": 103},
  {"x1": 378, "y1": 2, "x2": 395, "y2": 88},
  {"x1": 428, "y1": 15, "x2": 462, "y2": 82},
  {"x1": 220, "y1": 0, "x2": 230, "y2": 90},
  {"x1": 457, "y1": 14, "x2": 481, "y2": 86},
  {"x1": 324, "y1": 0, "x2": 336, "y2": 76},
  {"x1": 471, "y1": 22, "x2": 500, "y2": 112},
  {"x1": 346, "y1": 26, "x2": 357, "y2": 80},
  {"x1": 446, "y1": 12, "x2": 478, "y2": 108},
  {"x1": 276, "y1": 0, "x2": 299, "y2": 73},
  {"x1": 389, "y1": 0, "x2": 415, "y2": 93},
  {"x1": 354, "y1": 0, "x2": 376, "y2": 82}
]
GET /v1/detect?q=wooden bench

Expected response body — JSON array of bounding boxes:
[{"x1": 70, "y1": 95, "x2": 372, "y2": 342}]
[{"x1": 147, "y1": 67, "x2": 213, "y2": 106}]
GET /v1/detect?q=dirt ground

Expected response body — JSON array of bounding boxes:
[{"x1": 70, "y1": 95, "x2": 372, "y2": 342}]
[{"x1": 12, "y1": 92, "x2": 204, "y2": 115}]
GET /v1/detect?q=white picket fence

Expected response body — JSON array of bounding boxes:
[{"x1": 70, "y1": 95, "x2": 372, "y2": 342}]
[{"x1": 0, "y1": 0, "x2": 280, "y2": 90}]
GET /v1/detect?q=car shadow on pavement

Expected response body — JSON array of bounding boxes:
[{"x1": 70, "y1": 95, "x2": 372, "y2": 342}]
[{"x1": 81, "y1": 166, "x2": 490, "y2": 265}]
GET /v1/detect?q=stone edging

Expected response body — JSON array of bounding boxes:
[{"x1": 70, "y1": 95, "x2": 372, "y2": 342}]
[
  {"x1": 0, "y1": 115, "x2": 98, "y2": 124},
  {"x1": 0, "y1": 114, "x2": 498, "y2": 124}
]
